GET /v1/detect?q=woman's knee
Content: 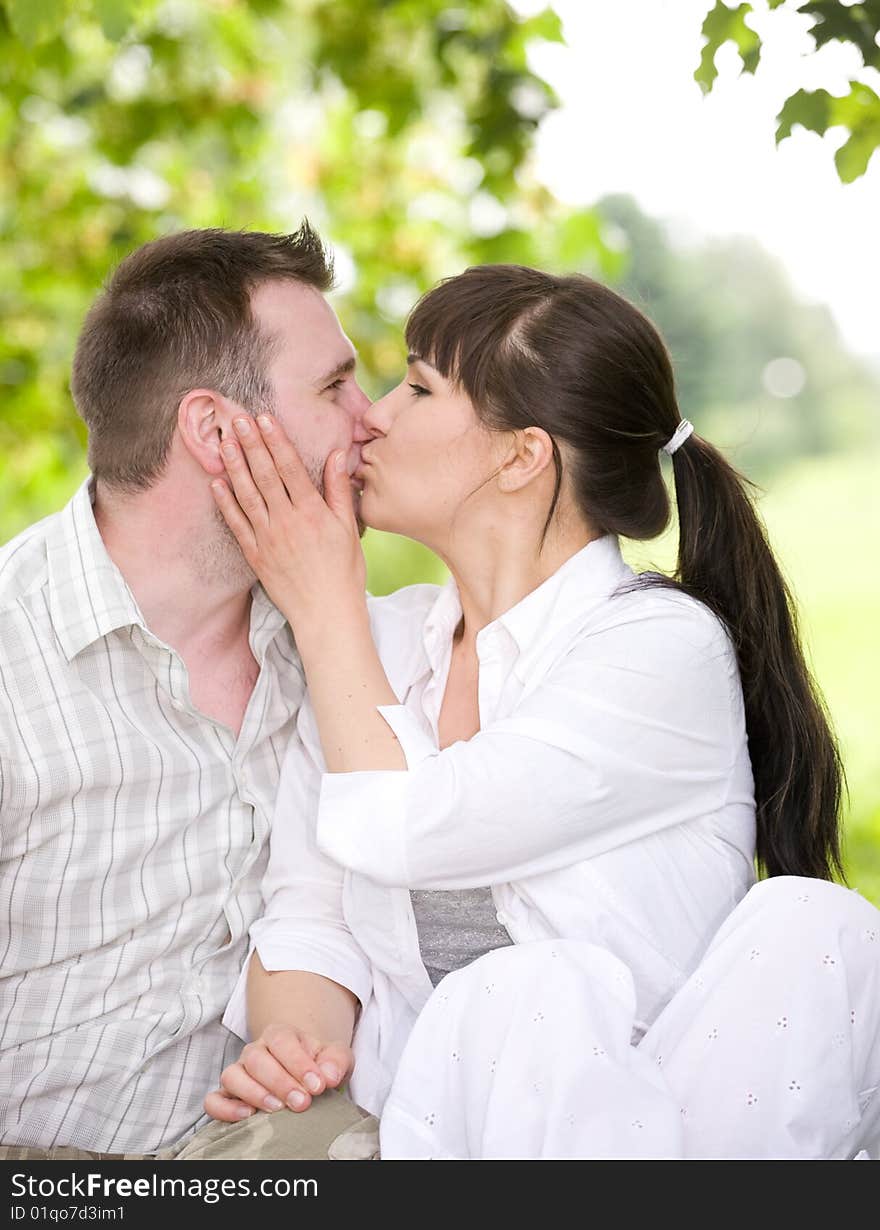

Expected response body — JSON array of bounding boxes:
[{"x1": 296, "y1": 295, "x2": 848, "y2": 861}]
[
  {"x1": 450, "y1": 938, "x2": 633, "y2": 987},
  {"x1": 433, "y1": 939, "x2": 637, "y2": 1024},
  {"x1": 733, "y1": 876, "x2": 879, "y2": 940}
]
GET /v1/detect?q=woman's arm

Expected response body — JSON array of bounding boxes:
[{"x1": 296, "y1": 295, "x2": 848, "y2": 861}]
[
  {"x1": 246, "y1": 956, "x2": 359, "y2": 1043},
  {"x1": 211, "y1": 414, "x2": 408, "y2": 772},
  {"x1": 211, "y1": 416, "x2": 745, "y2": 891},
  {"x1": 295, "y1": 603, "x2": 407, "y2": 773},
  {"x1": 205, "y1": 957, "x2": 358, "y2": 1122},
  {"x1": 314, "y1": 602, "x2": 744, "y2": 889}
]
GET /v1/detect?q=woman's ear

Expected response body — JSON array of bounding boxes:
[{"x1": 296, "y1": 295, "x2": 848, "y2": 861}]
[
  {"x1": 496, "y1": 427, "x2": 556, "y2": 493},
  {"x1": 177, "y1": 389, "x2": 239, "y2": 476}
]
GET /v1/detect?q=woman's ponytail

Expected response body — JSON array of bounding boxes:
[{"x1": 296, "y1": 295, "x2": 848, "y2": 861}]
[{"x1": 671, "y1": 434, "x2": 845, "y2": 881}]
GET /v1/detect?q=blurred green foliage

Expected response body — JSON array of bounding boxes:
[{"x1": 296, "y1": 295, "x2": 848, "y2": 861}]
[
  {"x1": 696, "y1": 0, "x2": 880, "y2": 181},
  {"x1": 0, "y1": 0, "x2": 619, "y2": 543},
  {"x1": 599, "y1": 194, "x2": 880, "y2": 476}
]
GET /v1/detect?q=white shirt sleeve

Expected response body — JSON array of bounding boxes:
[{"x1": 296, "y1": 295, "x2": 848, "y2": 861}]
[
  {"x1": 316, "y1": 597, "x2": 744, "y2": 889},
  {"x1": 223, "y1": 704, "x2": 373, "y2": 1041},
  {"x1": 223, "y1": 586, "x2": 444, "y2": 1040}
]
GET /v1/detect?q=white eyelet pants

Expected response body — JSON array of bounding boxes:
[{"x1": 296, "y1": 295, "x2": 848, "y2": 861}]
[{"x1": 379, "y1": 877, "x2": 880, "y2": 1159}]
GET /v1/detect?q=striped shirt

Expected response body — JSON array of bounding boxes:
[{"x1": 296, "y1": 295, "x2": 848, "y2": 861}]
[{"x1": 0, "y1": 478, "x2": 304, "y2": 1153}]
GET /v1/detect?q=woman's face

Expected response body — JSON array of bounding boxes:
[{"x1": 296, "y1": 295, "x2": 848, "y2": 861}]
[{"x1": 355, "y1": 355, "x2": 506, "y2": 547}]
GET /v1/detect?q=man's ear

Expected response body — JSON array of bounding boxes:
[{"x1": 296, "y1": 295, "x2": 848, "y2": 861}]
[
  {"x1": 177, "y1": 389, "x2": 240, "y2": 477},
  {"x1": 496, "y1": 427, "x2": 556, "y2": 493}
]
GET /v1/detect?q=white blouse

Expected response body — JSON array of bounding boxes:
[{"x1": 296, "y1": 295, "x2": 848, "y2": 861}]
[{"x1": 224, "y1": 534, "x2": 757, "y2": 1116}]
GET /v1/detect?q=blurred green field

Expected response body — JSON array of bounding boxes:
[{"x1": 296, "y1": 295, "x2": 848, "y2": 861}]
[
  {"x1": 761, "y1": 451, "x2": 880, "y2": 905},
  {"x1": 365, "y1": 447, "x2": 880, "y2": 905}
]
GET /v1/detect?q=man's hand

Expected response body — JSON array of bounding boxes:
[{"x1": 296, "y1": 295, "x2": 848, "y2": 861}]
[{"x1": 203, "y1": 1024, "x2": 355, "y2": 1121}]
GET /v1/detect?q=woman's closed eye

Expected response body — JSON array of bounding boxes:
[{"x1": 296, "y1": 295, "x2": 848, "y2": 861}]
[{"x1": 408, "y1": 383, "x2": 430, "y2": 398}]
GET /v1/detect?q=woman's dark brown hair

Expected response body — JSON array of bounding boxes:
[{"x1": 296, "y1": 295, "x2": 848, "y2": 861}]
[{"x1": 406, "y1": 264, "x2": 844, "y2": 883}]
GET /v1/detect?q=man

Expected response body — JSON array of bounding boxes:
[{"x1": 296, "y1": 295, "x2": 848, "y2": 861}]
[{"x1": 0, "y1": 224, "x2": 378, "y2": 1160}]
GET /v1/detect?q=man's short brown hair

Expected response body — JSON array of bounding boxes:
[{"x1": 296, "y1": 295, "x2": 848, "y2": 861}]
[{"x1": 71, "y1": 223, "x2": 334, "y2": 491}]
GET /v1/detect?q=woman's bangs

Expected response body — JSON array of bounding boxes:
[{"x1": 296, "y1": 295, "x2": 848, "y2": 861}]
[{"x1": 404, "y1": 278, "x2": 504, "y2": 397}]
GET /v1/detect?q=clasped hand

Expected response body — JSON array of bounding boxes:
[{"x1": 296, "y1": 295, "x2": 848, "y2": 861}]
[{"x1": 204, "y1": 1024, "x2": 355, "y2": 1120}]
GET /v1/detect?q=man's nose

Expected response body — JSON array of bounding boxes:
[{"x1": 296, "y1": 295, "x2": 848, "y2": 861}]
[
  {"x1": 350, "y1": 382, "x2": 375, "y2": 442},
  {"x1": 362, "y1": 389, "x2": 396, "y2": 438}
]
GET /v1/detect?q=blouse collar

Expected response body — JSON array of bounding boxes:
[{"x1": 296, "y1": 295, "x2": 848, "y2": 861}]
[{"x1": 421, "y1": 534, "x2": 635, "y2": 682}]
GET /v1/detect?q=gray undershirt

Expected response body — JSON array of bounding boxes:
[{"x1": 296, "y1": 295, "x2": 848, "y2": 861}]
[{"x1": 410, "y1": 887, "x2": 514, "y2": 987}]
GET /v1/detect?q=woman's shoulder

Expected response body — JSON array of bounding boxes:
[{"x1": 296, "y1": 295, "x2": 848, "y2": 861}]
[
  {"x1": 542, "y1": 579, "x2": 744, "y2": 751},
  {"x1": 580, "y1": 574, "x2": 736, "y2": 666}
]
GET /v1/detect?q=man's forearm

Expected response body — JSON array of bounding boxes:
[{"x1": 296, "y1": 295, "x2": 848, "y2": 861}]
[{"x1": 246, "y1": 952, "x2": 359, "y2": 1044}]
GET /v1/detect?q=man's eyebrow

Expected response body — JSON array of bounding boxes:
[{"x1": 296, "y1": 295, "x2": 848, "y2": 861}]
[{"x1": 314, "y1": 354, "x2": 357, "y2": 388}]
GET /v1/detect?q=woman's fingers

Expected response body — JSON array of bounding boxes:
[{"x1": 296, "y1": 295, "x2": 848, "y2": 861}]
[
  {"x1": 322, "y1": 450, "x2": 358, "y2": 527},
  {"x1": 229, "y1": 416, "x2": 297, "y2": 515},
  {"x1": 313, "y1": 1040, "x2": 356, "y2": 1086},
  {"x1": 236, "y1": 1043, "x2": 315, "y2": 1111},
  {"x1": 228, "y1": 1045, "x2": 314, "y2": 1112},
  {"x1": 251, "y1": 414, "x2": 319, "y2": 508},
  {"x1": 218, "y1": 432, "x2": 271, "y2": 530},
  {"x1": 203, "y1": 1087, "x2": 257, "y2": 1123},
  {"x1": 259, "y1": 1025, "x2": 338, "y2": 1099}
]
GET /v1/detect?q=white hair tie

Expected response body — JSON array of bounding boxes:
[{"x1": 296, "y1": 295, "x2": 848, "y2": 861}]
[{"x1": 661, "y1": 419, "x2": 694, "y2": 456}]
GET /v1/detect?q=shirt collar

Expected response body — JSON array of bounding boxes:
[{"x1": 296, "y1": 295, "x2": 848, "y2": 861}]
[
  {"x1": 420, "y1": 534, "x2": 634, "y2": 682},
  {"x1": 494, "y1": 534, "x2": 634, "y2": 681},
  {"x1": 421, "y1": 574, "x2": 464, "y2": 676},
  {"x1": 47, "y1": 478, "x2": 147, "y2": 661},
  {"x1": 248, "y1": 583, "x2": 290, "y2": 660},
  {"x1": 47, "y1": 477, "x2": 289, "y2": 663}
]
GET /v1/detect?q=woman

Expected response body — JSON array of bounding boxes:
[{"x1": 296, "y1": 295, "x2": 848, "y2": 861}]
[{"x1": 205, "y1": 266, "x2": 879, "y2": 1158}]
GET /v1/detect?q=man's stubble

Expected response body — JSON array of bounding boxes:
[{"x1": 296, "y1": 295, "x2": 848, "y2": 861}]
[{"x1": 193, "y1": 449, "x2": 365, "y2": 591}]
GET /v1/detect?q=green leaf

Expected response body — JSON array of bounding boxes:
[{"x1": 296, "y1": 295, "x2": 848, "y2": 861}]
[
  {"x1": 776, "y1": 87, "x2": 834, "y2": 141},
  {"x1": 4, "y1": 0, "x2": 67, "y2": 46},
  {"x1": 518, "y1": 7, "x2": 564, "y2": 45},
  {"x1": 832, "y1": 79, "x2": 880, "y2": 179},
  {"x1": 801, "y1": 0, "x2": 880, "y2": 71},
  {"x1": 503, "y1": 6, "x2": 565, "y2": 73},
  {"x1": 777, "y1": 81, "x2": 880, "y2": 182},
  {"x1": 695, "y1": 1, "x2": 761, "y2": 94},
  {"x1": 828, "y1": 77, "x2": 880, "y2": 126},
  {"x1": 92, "y1": 0, "x2": 140, "y2": 42},
  {"x1": 835, "y1": 128, "x2": 877, "y2": 180}
]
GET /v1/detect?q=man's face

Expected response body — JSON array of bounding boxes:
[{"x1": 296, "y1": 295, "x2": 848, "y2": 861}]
[{"x1": 249, "y1": 279, "x2": 371, "y2": 490}]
